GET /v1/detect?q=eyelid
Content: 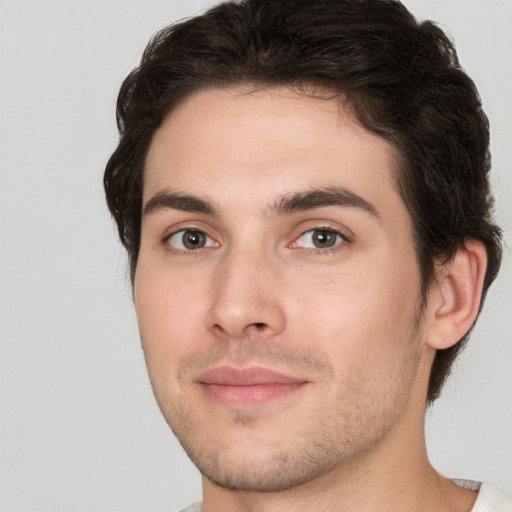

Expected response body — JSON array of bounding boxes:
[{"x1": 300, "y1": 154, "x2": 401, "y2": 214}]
[
  {"x1": 159, "y1": 220, "x2": 352, "y2": 253},
  {"x1": 295, "y1": 229, "x2": 344, "y2": 247},
  {"x1": 162, "y1": 225, "x2": 219, "y2": 252},
  {"x1": 288, "y1": 221, "x2": 353, "y2": 251}
]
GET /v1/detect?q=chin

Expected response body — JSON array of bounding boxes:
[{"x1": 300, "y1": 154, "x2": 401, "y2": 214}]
[
  {"x1": 169, "y1": 413, "x2": 359, "y2": 493},
  {"x1": 188, "y1": 444, "x2": 338, "y2": 492}
]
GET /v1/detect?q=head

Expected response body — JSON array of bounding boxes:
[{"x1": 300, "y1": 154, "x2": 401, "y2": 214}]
[
  {"x1": 105, "y1": 0, "x2": 503, "y2": 494},
  {"x1": 104, "y1": 0, "x2": 501, "y2": 405}
]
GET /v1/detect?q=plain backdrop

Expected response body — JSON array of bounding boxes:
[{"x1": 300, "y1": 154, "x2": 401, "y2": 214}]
[{"x1": 0, "y1": 1, "x2": 510, "y2": 511}]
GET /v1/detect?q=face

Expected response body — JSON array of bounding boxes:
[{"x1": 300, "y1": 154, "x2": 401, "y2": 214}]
[{"x1": 136, "y1": 87, "x2": 431, "y2": 492}]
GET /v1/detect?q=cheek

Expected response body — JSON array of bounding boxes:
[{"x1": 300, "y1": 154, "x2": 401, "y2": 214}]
[
  {"x1": 134, "y1": 264, "x2": 211, "y2": 362},
  {"x1": 287, "y1": 266, "x2": 422, "y2": 415},
  {"x1": 285, "y1": 257, "x2": 420, "y2": 357}
]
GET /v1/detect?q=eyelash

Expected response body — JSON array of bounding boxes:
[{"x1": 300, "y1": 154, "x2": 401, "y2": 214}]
[
  {"x1": 290, "y1": 225, "x2": 351, "y2": 254},
  {"x1": 162, "y1": 228, "x2": 218, "y2": 254},
  {"x1": 162, "y1": 225, "x2": 351, "y2": 255}
]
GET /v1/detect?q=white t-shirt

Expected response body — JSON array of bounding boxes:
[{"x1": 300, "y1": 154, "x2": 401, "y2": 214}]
[
  {"x1": 178, "y1": 481, "x2": 512, "y2": 511},
  {"x1": 453, "y1": 480, "x2": 512, "y2": 512}
]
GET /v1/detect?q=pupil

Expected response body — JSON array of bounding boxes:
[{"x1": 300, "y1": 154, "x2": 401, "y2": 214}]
[
  {"x1": 313, "y1": 230, "x2": 335, "y2": 248},
  {"x1": 183, "y1": 231, "x2": 205, "y2": 249}
]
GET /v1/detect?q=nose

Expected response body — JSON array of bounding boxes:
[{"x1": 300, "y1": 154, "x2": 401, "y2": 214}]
[{"x1": 205, "y1": 248, "x2": 286, "y2": 340}]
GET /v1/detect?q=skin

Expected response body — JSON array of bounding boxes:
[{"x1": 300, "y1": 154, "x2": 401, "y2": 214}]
[{"x1": 135, "y1": 87, "x2": 482, "y2": 512}]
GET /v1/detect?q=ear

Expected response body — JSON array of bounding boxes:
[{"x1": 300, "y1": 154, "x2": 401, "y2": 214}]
[{"x1": 424, "y1": 240, "x2": 488, "y2": 350}]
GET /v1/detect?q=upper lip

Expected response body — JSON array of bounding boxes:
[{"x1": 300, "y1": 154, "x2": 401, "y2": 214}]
[{"x1": 197, "y1": 366, "x2": 308, "y2": 386}]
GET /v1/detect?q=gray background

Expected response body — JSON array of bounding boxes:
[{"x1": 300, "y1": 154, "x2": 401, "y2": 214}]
[{"x1": 0, "y1": 1, "x2": 510, "y2": 511}]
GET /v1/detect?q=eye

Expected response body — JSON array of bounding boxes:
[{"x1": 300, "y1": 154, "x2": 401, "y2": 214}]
[
  {"x1": 166, "y1": 229, "x2": 216, "y2": 250},
  {"x1": 294, "y1": 229, "x2": 345, "y2": 249}
]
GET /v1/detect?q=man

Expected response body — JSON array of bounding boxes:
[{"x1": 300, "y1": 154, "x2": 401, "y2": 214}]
[{"x1": 104, "y1": 0, "x2": 509, "y2": 510}]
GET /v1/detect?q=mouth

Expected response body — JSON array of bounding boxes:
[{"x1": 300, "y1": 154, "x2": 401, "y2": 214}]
[{"x1": 196, "y1": 366, "x2": 309, "y2": 409}]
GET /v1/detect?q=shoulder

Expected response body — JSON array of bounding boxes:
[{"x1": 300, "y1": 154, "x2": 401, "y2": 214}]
[
  {"x1": 175, "y1": 503, "x2": 202, "y2": 512},
  {"x1": 454, "y1": 480, "x2": 512, "y2": 512},
  {"x1": 473, "y1": 482, "x2": 512, "y2": 512}
]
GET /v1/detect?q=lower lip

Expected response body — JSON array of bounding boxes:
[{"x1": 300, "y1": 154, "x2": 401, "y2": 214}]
[{"x1": 200, "y1": 382, "x2": 306, "y2": 409}]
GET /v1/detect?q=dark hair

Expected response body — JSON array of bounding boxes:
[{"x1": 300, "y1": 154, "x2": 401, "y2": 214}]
[{"x1": 104, "y1": 0, "x2": 502, "y2": 403}]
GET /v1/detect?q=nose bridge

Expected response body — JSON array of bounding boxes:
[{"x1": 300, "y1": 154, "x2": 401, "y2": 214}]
[{"x1": 206, "y1": 242, "x2": 285, "y2": 338}]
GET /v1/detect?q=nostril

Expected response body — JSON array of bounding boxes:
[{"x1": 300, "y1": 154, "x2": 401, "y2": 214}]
[{"x1": 253, "y1": 323, "x2": 267, "y2": 329}]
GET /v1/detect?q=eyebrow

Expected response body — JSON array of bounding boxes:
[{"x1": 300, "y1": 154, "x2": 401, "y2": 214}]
[
  {"x1": 143, "y1": 191, "x2": 218, "y2": 217},
  {"x1": 272, "y1": 186, "x2": 380, "y2": 220},
  {"x1": 142, "y1": 186, "x2": 380, "y2": 220}
]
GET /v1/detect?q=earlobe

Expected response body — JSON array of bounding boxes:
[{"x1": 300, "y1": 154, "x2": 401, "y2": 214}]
[{"x1": 425, "y1": 240, "x2": 488, "y2": 350}]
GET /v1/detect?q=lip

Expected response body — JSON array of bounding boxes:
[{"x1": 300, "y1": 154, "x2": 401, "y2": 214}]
[{"x1": 196, "y1": 366, "x2": 309, "y2": 409}]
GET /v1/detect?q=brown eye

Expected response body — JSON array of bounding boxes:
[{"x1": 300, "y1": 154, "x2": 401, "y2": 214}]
[
  {"x1": 182, "y1": 230, "x2": 206, "y2": 249},
  {"x1": 312, "y1": 230, "x2": 338, "y2": 248},
  {"x1": 167, "y1": 229, "x2": 215, "y2": 250},
  {"x1": 295, "y1": 229, "x2": 345, "y2": 249}
]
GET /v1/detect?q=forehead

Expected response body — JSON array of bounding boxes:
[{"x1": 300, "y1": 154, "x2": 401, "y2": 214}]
[{"x1": 144, "y1": 86, "x2": 403, "y2": 218}]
